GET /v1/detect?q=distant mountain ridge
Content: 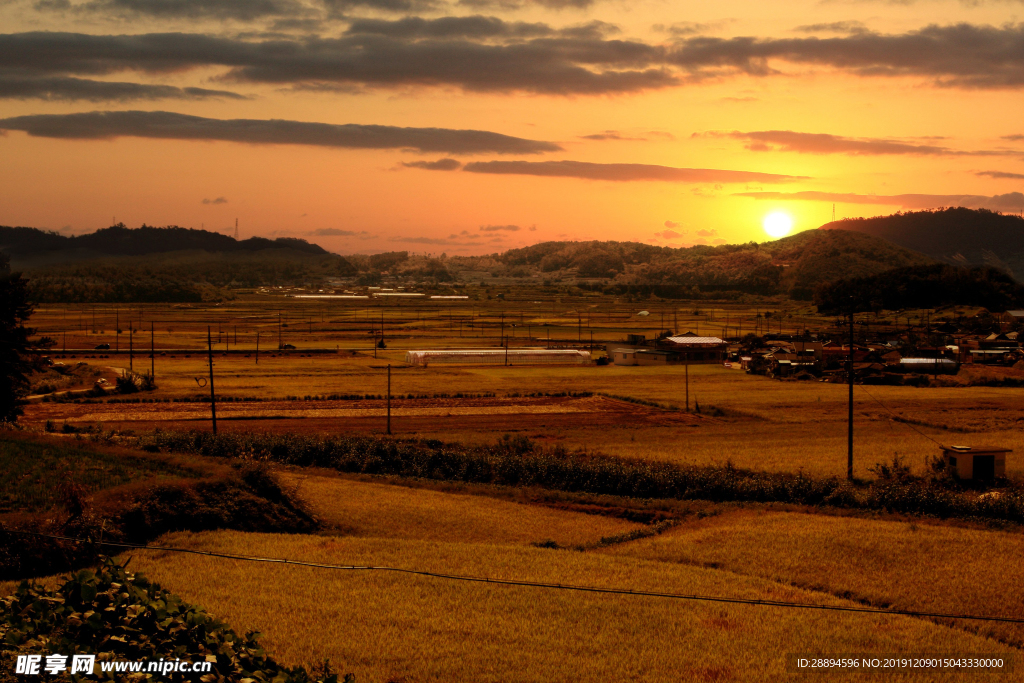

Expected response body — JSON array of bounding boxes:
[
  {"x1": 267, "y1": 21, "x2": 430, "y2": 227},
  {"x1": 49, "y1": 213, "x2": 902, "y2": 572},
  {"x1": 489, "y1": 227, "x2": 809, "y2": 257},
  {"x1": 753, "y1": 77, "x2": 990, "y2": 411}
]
[
  {"x1": 495, "y1": 228, "x2": 935, "y2": 299},
  {"x1": 0, "y1": 224, "x2": 328, "y2": 264},
  {"x1": 819, "y1": 207, "x2": 1024, "y2": 278}
]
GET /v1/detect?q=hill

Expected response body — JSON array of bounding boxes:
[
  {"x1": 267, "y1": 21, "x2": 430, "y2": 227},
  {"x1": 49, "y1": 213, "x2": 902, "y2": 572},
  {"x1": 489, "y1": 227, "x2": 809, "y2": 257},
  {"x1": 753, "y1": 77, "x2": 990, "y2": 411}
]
[
  {"x1": 0, "y1": 223, "x2": 328, "y2": 267},
  {"x1": 814, "y1": 263, "x2": 1024, "y2": 314},
  {"x1": 0, "y1": 224, "x2": 357, "y2": 303},
  {"x1": 819, "y1": 207, "x2": 1024, "y2": 278},
  {"x1": 492, "y1": 229, "x2": 935, "y2": 299}
]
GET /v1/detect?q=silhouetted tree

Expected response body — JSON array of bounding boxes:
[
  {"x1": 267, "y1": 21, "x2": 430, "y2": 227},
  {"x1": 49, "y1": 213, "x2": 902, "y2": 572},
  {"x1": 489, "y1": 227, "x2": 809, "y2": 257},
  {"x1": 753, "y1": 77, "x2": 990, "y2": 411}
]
[{"x1": 0, "y1": 253, "x2": 52, "y2": 422}]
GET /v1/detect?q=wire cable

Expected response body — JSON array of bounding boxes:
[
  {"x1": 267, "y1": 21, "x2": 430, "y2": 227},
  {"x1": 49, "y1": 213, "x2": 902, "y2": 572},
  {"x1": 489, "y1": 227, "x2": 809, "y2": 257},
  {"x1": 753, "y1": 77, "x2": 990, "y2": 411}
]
[
  {"x1": 858, "y1": 384, "x2": 944, "y2": 447},
  {"x1": 10, "y1": 530, "x2": 1024, "y2": 625}
]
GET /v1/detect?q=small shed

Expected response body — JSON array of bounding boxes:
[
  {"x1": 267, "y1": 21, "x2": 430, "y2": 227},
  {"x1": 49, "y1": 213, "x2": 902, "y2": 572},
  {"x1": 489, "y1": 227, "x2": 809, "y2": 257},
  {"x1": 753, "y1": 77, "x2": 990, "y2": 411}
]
[
  {"x1": 611, "y1": 348, "x2": 638, "y2": 366},
  {"x1": 941, "y1": 445, "x2": 1010, "y2": 480}
]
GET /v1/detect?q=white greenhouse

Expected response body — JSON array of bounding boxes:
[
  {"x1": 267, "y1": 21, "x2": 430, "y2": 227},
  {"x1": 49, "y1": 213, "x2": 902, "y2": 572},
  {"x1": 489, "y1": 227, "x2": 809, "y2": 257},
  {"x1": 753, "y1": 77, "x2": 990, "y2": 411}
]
[{"x1": 405, "y1": 348, "x2": 592, "y2": 366}]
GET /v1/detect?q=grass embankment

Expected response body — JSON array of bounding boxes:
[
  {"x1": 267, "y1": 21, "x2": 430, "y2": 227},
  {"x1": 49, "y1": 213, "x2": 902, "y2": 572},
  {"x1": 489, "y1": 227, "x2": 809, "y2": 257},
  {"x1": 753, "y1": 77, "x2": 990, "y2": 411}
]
[
  {"x1": 0, "y1": 432, "x2": 318, "y2": 580},
  {"x1": 0, "y1": 433, "x2": 194, "y2": 513},
  {"x1": 600, "y1": 510, "x2": 1024, "y2": 647},
  {"x1": 282, "y1": 472, "x2": 642, "y2": 548},
  {"x1": 120, "y1": 531, "x2": 1016, "y2": 683},
  {"x1": 135, "y1": 430, "x2": 1024, "y2": 524}
]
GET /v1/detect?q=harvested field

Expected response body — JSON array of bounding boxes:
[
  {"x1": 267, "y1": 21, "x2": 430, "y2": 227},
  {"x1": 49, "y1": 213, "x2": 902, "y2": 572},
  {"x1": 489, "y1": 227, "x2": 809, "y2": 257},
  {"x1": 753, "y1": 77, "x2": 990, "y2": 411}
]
[
  {"x1": 600, "y1": 509, "x2": 1024, "y2": 647},
  {"x1": 23, "y1": 395, "x2": 700, "y2": 434},
  {"x1": 122, "y1": 530, "x2": 1015, "y2": 683},
  {"x1": 280, "y1": 471, "x2": 645, "y2": 547}
]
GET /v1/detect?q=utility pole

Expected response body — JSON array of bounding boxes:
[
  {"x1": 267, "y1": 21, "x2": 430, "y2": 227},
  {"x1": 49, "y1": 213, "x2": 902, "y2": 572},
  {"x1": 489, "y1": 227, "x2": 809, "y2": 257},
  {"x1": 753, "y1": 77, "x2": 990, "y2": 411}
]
[
  {"x1": 387, "y1": 363, "x2": 392, "y2": 435},
  {"x1": 207, "y1": 326, "x2": 217, "y2": 434},
  {"x1": 685, "y1": 352, "x2": 690, "y2": 412},
  {"x1": 848, "y1": 302, "x2": 854, "y2": 481}
]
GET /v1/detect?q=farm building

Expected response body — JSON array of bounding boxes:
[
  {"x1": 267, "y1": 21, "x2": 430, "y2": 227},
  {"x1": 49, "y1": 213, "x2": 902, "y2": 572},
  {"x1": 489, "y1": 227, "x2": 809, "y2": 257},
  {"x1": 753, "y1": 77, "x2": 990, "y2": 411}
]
[
  {"x1": 941, "y1": 445, "x2": 1010, "y2": 480},
  {"x1": 661, "y1": 335, "x2": 728, "y2": 363},
  {"x1": 611, "y1": 349, "x2": 638, "y2": 366},
  {"x1": 898, "y1": 358, "x2": 959, "y2": 374},
  {"x1": 405, "y1": 348, "x2": 592, "y2": 366},
  {"x1": 606, "y1": 333, "x2": 726, "y2": 365}
]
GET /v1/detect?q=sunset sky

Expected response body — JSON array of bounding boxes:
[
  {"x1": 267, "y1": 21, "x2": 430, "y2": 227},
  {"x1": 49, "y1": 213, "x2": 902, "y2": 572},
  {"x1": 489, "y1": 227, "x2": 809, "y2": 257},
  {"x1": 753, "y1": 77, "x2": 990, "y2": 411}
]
[{"x1": 1, "y1": 0, "x2": 1023, "y2": 254}]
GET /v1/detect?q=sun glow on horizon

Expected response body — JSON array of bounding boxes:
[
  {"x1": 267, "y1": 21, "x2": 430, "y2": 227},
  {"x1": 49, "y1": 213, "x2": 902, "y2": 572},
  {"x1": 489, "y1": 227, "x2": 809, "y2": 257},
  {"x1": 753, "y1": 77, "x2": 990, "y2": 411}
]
[{"x1": 763, "y1": 211, "x2": 793, "y2": 239}]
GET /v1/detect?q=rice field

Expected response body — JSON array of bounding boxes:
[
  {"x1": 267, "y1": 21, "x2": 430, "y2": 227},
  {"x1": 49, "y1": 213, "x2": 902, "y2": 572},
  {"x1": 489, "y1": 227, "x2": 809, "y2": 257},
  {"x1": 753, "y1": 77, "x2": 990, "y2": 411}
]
[
  {"x1": 600, "y1": 509, "x2": 1024, "y2": 647},
  {"x1": 120, "y1": 530, "x2": 1016, "y2": 683},
  {"x1": 279, "y1": 471, "x2": 643, "y2": 547}
]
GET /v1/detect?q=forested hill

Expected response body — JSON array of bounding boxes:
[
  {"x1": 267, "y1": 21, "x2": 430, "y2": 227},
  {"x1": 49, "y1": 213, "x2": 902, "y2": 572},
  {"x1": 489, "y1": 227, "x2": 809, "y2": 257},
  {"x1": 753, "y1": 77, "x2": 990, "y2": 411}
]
[
  {"x1": 0, "y1": 224, "x2": 327, "y2": 262},
  {"x1": 2, "y1": 224, "x2": 355, "y2": 303},
  {"x1": 820, "y1": 207, "x2": 1024, "y2": 277},
  {"x1": 492, "y1": 228, "x2": 935, "y2": 299}
]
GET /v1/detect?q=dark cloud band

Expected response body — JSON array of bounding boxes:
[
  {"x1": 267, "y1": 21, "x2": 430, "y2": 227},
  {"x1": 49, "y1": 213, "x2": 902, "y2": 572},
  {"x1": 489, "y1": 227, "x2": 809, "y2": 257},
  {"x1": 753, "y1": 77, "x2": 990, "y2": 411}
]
[
  {"x1": 0, "y1": 76, "x2": 245, "y2": 101},
  {"x1": 702, "y1": 130, "x2": 1019, "y2": 156},
  {"x1": 0, "y1": 110, "x2": 562, "y2": 154},
  {"x1": 736, "y1": 190, "x2": 1024, "y2": 211},
  {"x1": 463, "y1": 159, "x2": 805, "y2": 183}
]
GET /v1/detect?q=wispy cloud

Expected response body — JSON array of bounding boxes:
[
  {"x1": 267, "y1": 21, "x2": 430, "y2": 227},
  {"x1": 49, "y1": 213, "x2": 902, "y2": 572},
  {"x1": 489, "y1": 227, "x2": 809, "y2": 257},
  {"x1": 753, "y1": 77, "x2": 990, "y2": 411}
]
[
  {"x1": 736, "y1": 190, "x2": 1024, "y2": 211},
  {"x1": 310, "y1": 227, "x2": 367, "y2": 235},
  {"x1": 202, "y1": 196, "x2": 228, "y2": 204},
  {"x1": 977, "y1": 170, "x2": 1024, "y2": 179},
  {"x1": 700, "y1": 130, "x2": 1021, "y2": 156},
  {"x1": 401, "y1": 158, "x2": 462, "y2": 170},
  {"x1": 0, "y1": 110, "x2": 561, "y2": 154},
  {"x1": 463, "y1": 160, "x2": 806, "y2": 183},
  {"x1": 479, "y1": 224, "x2": 520, "y2": 231}
]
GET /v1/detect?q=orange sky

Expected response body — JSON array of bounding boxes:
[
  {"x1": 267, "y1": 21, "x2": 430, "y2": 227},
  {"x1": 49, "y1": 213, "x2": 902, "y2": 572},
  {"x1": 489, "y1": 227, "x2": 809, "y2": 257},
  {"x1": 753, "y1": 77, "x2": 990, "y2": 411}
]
[{"x1": 1, "y1": 0, "x2": 1022, "y2": 254}]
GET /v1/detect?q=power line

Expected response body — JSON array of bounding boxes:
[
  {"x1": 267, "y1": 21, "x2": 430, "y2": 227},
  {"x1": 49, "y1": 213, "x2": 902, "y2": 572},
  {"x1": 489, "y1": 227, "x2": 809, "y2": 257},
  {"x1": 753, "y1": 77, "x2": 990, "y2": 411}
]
[
  {"x1": 858, "y1": 385, "x2": 944, "y2": 447},
  {"x1": 11, "y1": 531, "x2": 1024, "y2": 624}
]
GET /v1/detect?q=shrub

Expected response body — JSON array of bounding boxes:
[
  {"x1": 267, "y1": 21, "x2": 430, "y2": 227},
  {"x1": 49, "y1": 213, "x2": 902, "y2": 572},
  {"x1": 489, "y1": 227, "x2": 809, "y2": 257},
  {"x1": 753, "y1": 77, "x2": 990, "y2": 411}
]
[{"x1": 0, "y1": 557, "x2": 353, "y2": 682}]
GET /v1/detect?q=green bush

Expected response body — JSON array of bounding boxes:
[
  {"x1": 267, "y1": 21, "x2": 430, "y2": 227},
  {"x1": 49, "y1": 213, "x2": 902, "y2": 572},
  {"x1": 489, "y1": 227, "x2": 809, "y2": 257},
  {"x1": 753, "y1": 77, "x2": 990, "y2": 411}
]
[{"x1": 0, "y1": 557, "x2": 353, "y2": 682}]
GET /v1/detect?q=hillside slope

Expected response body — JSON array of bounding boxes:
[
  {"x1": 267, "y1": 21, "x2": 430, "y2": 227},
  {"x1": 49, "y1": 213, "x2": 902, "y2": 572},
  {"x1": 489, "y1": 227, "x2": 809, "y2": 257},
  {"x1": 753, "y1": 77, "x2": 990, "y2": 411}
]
[
  {"x1": 819, "y1": 207, "x2": 1024, "y2": 278},
  {"x1": 494, "y1": 229, "x2": 934, "y2": 298},
  {"x1": 0, "y1": 223, "x2": 328, "y2": 267},
  {"x1": 1, "y1": 224, "x2": 356, "y2": 302}
]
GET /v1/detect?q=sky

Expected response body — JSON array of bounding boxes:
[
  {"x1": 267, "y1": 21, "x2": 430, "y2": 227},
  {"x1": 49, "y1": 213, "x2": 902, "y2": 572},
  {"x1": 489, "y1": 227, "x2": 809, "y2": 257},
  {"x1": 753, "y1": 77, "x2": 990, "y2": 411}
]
[{"x1": 1, "y1": 0, "x2": 1023, "y2": 255}]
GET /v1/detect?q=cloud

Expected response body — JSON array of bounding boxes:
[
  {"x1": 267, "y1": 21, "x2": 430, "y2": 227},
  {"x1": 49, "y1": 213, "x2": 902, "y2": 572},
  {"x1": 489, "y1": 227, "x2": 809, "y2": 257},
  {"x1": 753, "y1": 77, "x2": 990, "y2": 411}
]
[
  {"x1": 52, "y1": 0, "x2": 314, "y2": 21},
  {"x1": 391, "y1": 235, "x2": 454, "y2": 244},
  {"x1": 977, "y1": 170, "x2": 1024, "y2": 179},
  {"x1": 696, "y1": 228, "x2": 717, "y2": 236},
  {"x1": 669, "y1": 23, "x2": 1024, "y2": 89},
  {"x1": 0, "y1": 110, "x2": 561, "y2": 154},
  {"x1": 528, "y1": 224, "x2": 537, "y2": 231},
  {"x1": 579, "y1": 130, "x2": 646, "y2": 141},
  {"x1": 664, "y1": 220, "x2": 679, "y2": 228},
  {"x1": 0, "y1": 76, "x2": 246, "y2": 102},
  {"x1": 657, "y1": 229, "x2": 682, "y2": 238},
  {"x1": 462, "y1": 159, "x2": 806, "y2": 183},
  {"x1": 479, "y1": 224, "x2": 520, "y2": 231},
  {"x1": 700, "y1": 130, "x2": 1020, "y2": 156},
  {"x1": 735, "y1": 190, "x2": 1024, "y2": 211},
  {"x1": 794, "y1": 21, "x2": 868, "y2": 34},
  {"x1": 713, "y1": 238, "x2": 726, "y2": 244},
  {"x1": 1003, "y1": 134, "x2": 1024, "y2": 141},
  {"x1": 202, "y1": 196, "x2": 228, "y2": 204},
  {"x1": 7, "y1": 22, "x2": 1024, "y2": 100},
  {"x1": 345, "y1": 15, "x2": 558, "y2": 39},
  {"x1": 401, "y1": 158, "x2": 462, "y2": 170},
  {"x1": 311, "y1": 227, "x2": 366, "y2": 235},
  {"x1": 0, "y1": 29, "x2": 676, "y2": 97}
]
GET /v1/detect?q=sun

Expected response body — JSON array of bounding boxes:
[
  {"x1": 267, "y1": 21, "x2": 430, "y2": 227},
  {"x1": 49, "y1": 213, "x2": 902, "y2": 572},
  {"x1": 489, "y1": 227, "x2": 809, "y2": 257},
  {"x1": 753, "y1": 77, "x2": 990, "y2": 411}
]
[{"x1": 763, "y1": 211, "x2": 793, "y2": 239}]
